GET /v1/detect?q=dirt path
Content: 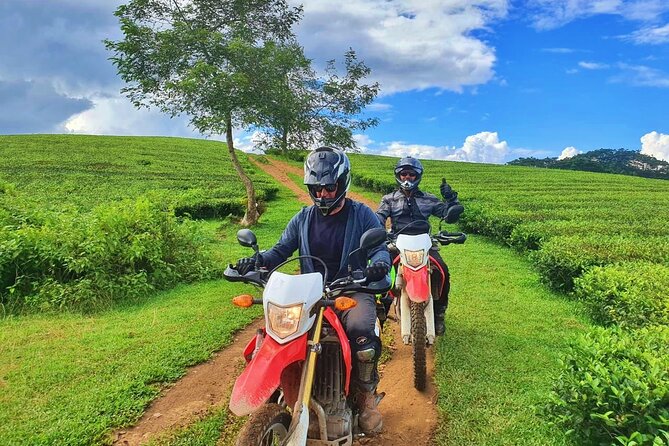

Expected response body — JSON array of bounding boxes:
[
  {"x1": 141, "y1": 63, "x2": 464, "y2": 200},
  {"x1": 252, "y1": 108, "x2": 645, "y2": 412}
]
[{"x1": 113, "y1": 156, "x2": 438, "y2": 446}]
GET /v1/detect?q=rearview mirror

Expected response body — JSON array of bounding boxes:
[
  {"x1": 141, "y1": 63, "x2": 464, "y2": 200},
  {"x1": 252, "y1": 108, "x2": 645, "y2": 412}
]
[
  {"x1": 445, "y1": 205, "x2": 464, "y2": 223},
  {"x1": 236, "y1": 229, "x2": 258, "y2": 248},
  {"x1": 359, "y1": 227, "x2": 387, "y2": 250}
]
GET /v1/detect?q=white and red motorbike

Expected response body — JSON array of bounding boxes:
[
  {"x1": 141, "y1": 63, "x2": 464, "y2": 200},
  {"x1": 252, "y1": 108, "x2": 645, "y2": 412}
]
[
  {"x1": 224, "y1": 227, "x2": 389, "y2": 446},
  {"x1": 388, "y1": 218, "x2": 465, "y2": 390}
]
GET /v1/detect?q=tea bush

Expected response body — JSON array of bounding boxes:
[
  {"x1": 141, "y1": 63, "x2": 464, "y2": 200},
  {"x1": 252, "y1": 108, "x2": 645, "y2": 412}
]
[
  {"x1": 546, "y1": 326, "x2": 669, "y2": 446},
  {"x1": 574, "y1": 262, "x2": 669, "y2": 329},
  {"x1": 531, "y1": 236, "x2": 669, "y2": 292},
  {"x1": 0, "y1": 195, "x2": 216, "y2": 313}
]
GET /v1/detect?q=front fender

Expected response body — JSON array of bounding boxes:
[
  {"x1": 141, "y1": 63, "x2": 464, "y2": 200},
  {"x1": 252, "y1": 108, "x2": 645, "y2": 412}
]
[
  {"x1": 403, "y1": 266, "x2": 430, "y2": 302},
  {"x1": 229, "y1": 333, "x2": 307, "y2": 416}
]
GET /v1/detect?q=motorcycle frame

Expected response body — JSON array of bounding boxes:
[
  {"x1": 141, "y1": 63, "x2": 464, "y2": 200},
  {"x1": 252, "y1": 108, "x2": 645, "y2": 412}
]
[{"x1": 394, "y1": 233, "x2": 445, "y2": 346}]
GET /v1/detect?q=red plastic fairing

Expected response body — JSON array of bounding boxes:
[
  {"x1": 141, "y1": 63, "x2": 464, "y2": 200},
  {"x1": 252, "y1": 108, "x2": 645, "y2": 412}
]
[
  {"x1": 242, "y1": 329, "x2": 266, "y2": 363},
  {"x1": 323, "y1": 307, "x2": 352, "y2": 394},
  {"x1": 429, "y1": 256, "x2": 446, "y2": 298},
  {"x1": 229, "y1": 333, "x2": 307, "y2": 416},
  {"x1": 403, "y1": 266, "x2": 430, "y2": 302}
]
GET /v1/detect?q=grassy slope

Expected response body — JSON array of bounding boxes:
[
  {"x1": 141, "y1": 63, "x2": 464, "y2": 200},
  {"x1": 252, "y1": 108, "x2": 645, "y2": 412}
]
[
  {"x1": 0, "y1": 136, "x2": 304, "y2": 445},
  {"x1": 0, "y1": 134, "x2": 276, "y2": 210}
]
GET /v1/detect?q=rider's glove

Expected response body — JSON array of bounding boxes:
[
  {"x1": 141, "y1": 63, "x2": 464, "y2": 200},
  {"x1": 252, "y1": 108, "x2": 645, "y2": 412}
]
[
  {"x1": 235, "y1": 254, "x2": 262, "y2": 275},
  {"x1": 440, "y1": 178, "x2": 458, "y2": 202},
  {"x1": 365, "y1": 262, "x2": 390, "y2": 282}
]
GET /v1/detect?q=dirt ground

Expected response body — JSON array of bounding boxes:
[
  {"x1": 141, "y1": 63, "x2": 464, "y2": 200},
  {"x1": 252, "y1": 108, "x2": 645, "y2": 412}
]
[{"x1": 112, "y1": 156, "x2": 439, "y2": 446}]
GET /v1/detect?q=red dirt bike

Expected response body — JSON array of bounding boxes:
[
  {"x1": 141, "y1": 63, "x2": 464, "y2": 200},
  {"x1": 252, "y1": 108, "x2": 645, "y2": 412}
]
[
  {"x1": 224, "y1": 227, "x2": 390, "y2": 446},
  {"x1": 387, "y1": 216, "x2": 466, "y2": 390}
]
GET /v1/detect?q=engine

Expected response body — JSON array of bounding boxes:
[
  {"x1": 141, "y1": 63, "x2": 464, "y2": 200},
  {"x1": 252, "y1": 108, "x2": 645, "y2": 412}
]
[{"x1": 308, "y1": 331, "x2": 352, "y2": 442}]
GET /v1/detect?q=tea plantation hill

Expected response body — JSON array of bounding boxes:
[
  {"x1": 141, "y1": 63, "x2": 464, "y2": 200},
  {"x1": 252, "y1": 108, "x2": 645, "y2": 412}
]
[{"x1": 0, "y1": 135, "x2": 667, "y2": 445}]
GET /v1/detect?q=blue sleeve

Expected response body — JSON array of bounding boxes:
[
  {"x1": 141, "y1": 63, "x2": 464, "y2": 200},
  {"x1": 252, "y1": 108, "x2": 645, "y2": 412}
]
[{"x1": 261, "y1": 210, "x2": 303, "y2": 270}]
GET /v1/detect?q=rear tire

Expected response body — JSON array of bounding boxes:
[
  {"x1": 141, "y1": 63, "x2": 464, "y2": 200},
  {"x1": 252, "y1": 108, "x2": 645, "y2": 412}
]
[
  {"x1": 234, "y1": 403, "x2": 291, "y2": 446},
  {"x1": 410, "y1": 301, "x2": 427, "y2": 391}
]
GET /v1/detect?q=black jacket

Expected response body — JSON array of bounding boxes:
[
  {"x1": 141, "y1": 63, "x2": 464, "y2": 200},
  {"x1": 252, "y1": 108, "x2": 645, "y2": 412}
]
[{"x1": 376, "y1": 189, "x2": 461, "y2": 232}]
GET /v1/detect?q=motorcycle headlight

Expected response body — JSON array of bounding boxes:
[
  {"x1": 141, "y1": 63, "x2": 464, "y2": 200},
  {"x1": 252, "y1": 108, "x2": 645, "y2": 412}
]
[
  {"x1": 267, "y1": 302, "x2": 303, "y2": 339},
  {"x1": 404, "y1": 249, "x2": 425, "y2": 268}
]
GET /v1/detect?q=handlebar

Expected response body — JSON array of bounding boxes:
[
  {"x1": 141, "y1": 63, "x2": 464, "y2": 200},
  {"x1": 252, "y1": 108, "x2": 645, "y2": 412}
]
[{"x1": 224, "y1": 264, "x2": 388, "y2": 297}]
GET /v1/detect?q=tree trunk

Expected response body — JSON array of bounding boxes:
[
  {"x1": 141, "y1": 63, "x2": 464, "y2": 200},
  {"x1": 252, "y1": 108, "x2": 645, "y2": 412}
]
[
  {"x1": 225, "y1": 114, "x2": 259, "y2": 226},
  {"x1": 281, "y1": 128, "x2": 288, "y2": 154}
]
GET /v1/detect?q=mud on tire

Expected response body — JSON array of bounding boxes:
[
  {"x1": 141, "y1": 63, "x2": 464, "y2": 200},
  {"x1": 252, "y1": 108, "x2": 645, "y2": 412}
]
[{"x1": 234, "y1": 403, "x2": 291, "y2": 446}]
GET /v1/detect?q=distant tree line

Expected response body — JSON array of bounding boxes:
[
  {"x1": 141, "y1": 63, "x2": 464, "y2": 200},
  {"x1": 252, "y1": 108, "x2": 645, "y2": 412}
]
[{"x1": 508, "y1": 149, "x2": 669, "y2": 180}]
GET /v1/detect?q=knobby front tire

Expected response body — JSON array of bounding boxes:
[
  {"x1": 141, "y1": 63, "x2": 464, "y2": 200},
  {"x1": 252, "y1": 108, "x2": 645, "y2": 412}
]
[
  {"x1": 410, "y1": 301, "x2": 427, "y2": 391},
  {"x1": 234, "y1": 403, "x2": 291, "y2": 446}
]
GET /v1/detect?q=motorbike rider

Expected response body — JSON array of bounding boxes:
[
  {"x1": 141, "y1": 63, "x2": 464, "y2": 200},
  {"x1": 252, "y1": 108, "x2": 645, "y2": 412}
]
[
  {"x1": 376, "y1": 156, "x2": 462, "y2": 336},
  {"x1": 235, "y1": 146, "x2": 390, "y2": 435}
]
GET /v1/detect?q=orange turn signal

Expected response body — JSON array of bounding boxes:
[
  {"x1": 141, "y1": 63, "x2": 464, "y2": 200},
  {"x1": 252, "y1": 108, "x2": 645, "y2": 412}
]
[
  {"x1": 334, "y1": 296, "x2": 357, "y2": 311},
  {"x1": 232, "y1": 294, "x2": 254, "y2": 308}
]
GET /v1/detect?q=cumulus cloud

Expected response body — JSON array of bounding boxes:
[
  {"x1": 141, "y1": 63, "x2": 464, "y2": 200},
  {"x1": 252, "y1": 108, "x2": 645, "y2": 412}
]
[
  {"x1": 295, "y1": 0, "x2": 508, "y2": 94},
  {"x1": 0, "y1": 79, "x2": 92, "y2": 133},
  {"x1": 527, "y1": 0, "x2": 669, "y2": 30},
  {"x1": 62, "y1": 96, "x2": 197, "y2": 137},
  {"x1": 640, "y1": 131, "x2": 669, "y2": 161},
  {"x1": 558, "y1": 146, "x2": 581, "y2": 159},
  {"x1": 375, "y1": 131, "x2": 510, "y2": 164}
]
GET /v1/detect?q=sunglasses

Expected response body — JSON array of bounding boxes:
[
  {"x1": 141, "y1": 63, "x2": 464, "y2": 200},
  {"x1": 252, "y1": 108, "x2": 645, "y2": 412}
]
[
  {"x1": 399, "y1": 171, "x2": 417, "y2": 178},
  {"x1": 313, "y1": 184, "x2": 337, "y2": 193}
]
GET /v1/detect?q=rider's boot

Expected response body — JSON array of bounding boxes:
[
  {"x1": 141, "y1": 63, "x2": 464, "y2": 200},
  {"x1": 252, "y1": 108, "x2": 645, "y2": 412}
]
[
  {"x1": 357, "y1": 390, "x2": 383, "y2": 434},
  {"x1": 354, "y1": 344, "x2": 383, "y2": 434},
  {"x1": 435, "y1": 312, "x2": 446, "y2": 336}
]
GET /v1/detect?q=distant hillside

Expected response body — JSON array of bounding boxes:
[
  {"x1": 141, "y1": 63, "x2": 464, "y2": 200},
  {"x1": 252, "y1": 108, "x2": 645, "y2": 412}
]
[{"x1": 508, "y1": 148, "x2": 669, "y2": 180}]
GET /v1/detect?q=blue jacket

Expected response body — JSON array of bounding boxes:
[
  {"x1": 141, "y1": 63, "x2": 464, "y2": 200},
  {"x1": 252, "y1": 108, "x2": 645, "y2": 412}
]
[{"x1": 262, "y1": 199, "x2": 390, "y2": 280}]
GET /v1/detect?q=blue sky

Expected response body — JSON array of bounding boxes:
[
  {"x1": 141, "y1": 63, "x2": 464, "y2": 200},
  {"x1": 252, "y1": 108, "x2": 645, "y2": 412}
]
[{"x1": 1, "y1": 0, "x2": 669, "y2": 163}]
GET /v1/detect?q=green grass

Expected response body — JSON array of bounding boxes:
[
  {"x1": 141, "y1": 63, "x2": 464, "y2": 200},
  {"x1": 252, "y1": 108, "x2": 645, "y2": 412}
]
[{"x1": 434, "y1": 235, "x2": 591, "y2": 445}]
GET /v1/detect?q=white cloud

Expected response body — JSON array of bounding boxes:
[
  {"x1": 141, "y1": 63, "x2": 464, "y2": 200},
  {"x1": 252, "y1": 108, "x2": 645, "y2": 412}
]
[
  {"x1": 353, "y1": 134, "x2": 375, "y2": 153},
  {"x1": 295, "y1": 0, "x2": 509, "y2": 94},
  {"x1": 558, "y1": 146, "x2": 581, "y2": 159},
  {"x1": 375, "y1": 131, "x2": 510, "y2": 164},
  {"x1": 640, "y1": 131, "x2": 669, "y2": 161},
  {"x1": 542, "y1": 47, "x2": 577, "y2": 53},
  {"x1": 528, "y1": 0, "x2": 669, "y2": 30},
  {"x1": 622, "y1": 23, "x2": 669, "y2": 44},
  {"x1": 578, "y1": 61, "x2": 609, "y2": 70},
  {"x1": 366, "y1": 102, "x2": 393, "y2": 112},
  {"x1": 62, "y1": 95, "x2": 199, "y2": 137},
  {"x1": 611, "y1": 63, "x2": 669, "y2": 87}
]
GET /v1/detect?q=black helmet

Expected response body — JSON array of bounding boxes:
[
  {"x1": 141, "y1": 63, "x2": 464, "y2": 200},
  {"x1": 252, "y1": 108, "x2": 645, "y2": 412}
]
[
  {"x1": 394, "y1": 156, "x2": 423, "y2": 191},
  {"x1": 304, "y1": 146, "x2": 351, "y2": 215}
]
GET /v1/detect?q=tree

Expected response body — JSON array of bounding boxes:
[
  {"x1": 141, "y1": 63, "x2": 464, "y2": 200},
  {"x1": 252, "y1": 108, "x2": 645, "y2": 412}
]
[
  {"x1": 105, "y1": 0, "x2": 303, "y2": 226},
  {"x1": 256, "y1": 49, "x2": 380, "y2": 153}
]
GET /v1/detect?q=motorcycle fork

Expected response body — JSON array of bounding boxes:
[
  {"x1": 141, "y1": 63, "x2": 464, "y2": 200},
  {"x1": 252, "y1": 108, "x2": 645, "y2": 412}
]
[{"x1": 285, "y1": 307, "x2": 325, "y2": 441}]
